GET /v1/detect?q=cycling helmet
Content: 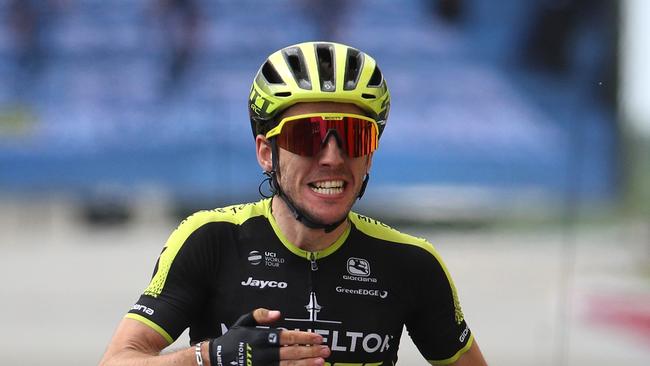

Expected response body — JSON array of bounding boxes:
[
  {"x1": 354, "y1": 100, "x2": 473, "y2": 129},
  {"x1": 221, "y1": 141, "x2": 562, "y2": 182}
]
[{"x1": 248, "y1": 41, "x2": 390, "y2": 138}]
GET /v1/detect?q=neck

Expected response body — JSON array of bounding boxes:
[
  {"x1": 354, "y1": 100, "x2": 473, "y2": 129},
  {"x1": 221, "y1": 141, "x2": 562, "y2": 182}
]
[{"x1": 271, "y1": 196, "x2": 349, "y2": 252}]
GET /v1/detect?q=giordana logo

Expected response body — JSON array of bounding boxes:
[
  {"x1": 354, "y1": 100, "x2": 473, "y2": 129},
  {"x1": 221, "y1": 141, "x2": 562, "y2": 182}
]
[
  {"x1": 343, "y1": 257, "x2": 377, "y2": 283},
  {"x1": 131, "y1": 303, "x2": 154, "y2": 316},
  {"x1": 248, "y1": 251, "x2": 262, "y2": 265},
  {"x1": 248, "y1": 250, "x2": 285, "y2": 268},
  {"x1": 459, "y1": 325, "x2": 470, "y2": 343},
  {"x1": 347, "y1": 257, "x2": 370, "y2": 276},
  {"x1": 336, "y1": 286, "x2": 388, "y2": 299},
  {"x1": 241, "y1": 276, "x2": 288, "y2": 289}
]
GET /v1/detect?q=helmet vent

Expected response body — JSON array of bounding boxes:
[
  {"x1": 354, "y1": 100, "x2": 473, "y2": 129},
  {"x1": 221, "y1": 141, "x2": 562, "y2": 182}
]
[
  {"x1": 361, "y1": 93, "x2": 376, "y2": 99},
  {"x1": 274, "y1": 92, "x2": 291, "y2": 97},
  {"x1": 367, "y1": 66, "x2": 383, "y2": 87},
  {"x1": 343, "y1": 49, "x2": 363, "y2": 90},
  {"x1": 283, "y1": 48, "x2": 311, "y2": 90},
  {"x1": 262, "y1": 61, "x2": 284, "y2": 84},
  {"x1": 316, "y1": 44, "x2": 335, "y2": 92}
]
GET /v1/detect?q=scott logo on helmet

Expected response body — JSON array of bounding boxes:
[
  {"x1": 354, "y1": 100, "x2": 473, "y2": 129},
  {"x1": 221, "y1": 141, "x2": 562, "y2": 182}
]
[{"x1": 249, "y1": 87, "x2": 274, "y2": 116}]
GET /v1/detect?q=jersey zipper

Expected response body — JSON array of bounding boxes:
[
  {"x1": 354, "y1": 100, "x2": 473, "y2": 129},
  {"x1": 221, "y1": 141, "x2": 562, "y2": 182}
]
[
  {"x1": 309, "y1": 252, "x2": 319, "y2": 271},
  {"x1": 307, "y1": 251, "x2": 318, "y2": 327}
]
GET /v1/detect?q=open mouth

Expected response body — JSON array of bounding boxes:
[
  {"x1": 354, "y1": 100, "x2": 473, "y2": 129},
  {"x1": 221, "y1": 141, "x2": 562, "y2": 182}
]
[{"x1": 308, "y1": 180, "x2": 346, "y2": 195}]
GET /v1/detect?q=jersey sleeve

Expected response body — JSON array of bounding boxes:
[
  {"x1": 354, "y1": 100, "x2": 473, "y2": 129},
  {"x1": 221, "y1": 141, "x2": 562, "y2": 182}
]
[
  {"x1": 126, "y1": 218, "x2": 219, "y2": 344},
  {"x1": 405, "y1": 243, "x2": 473, "y2": 365}
]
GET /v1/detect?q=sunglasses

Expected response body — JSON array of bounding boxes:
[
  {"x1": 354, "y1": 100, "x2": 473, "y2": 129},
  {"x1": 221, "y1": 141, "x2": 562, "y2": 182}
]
[{"x1": 265, "y1": 113, "x2": 379, "y2": 158}]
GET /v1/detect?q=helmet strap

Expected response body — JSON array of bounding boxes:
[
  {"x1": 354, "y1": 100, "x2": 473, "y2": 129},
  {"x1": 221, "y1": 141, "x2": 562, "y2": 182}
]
[
  {"x1": 267, "y1": 139, "x2": 346, "y2": 233},
  {"x1": 357, "y1": 173, "x2": 370, "y2": 199}
]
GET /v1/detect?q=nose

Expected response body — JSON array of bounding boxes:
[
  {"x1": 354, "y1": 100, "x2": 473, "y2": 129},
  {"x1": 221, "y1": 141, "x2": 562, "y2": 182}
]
[{"x1": 318, "y1": 134, "x2": 345, "y2": 166}]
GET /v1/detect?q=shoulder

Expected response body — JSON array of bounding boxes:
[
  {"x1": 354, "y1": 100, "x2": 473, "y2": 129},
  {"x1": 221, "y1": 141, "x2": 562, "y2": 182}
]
[
  {"x1": 350, "y1": 213, "x2": 465, "y2": 324},
  {"x1": 349, "y1": 212, "x2": 437, "y2": 258},
  {"x1": 143, "y1": 200, "x2": 270, "y2": 298},
  {"x1": 170, "y1": 199, "x2": 270, "y2": 239},
  {"x1": 161, "y1": 199, "x2": 270, "y2": 261}
]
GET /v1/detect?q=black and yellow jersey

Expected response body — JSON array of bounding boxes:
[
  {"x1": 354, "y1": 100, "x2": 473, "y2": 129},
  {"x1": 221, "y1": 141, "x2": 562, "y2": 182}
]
[{"x1": 127, "y1": 198, "x2": 473, "y2": 365}]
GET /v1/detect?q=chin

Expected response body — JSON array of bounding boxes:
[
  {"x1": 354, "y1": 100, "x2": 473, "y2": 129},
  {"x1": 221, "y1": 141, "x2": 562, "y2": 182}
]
[{"x1": 308, "y1": 203, "x2": 353, "y2": 225}]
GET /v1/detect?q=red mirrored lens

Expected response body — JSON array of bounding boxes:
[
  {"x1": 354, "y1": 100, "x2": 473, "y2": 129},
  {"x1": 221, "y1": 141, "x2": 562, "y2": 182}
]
[{"x1": 275, "y1": 116, "x2": 378, "y2": 157}]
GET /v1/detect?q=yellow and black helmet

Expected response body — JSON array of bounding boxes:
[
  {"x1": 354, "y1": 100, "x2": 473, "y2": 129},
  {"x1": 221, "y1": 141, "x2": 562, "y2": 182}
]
[{"x1": 248, "y1": 41, "x2": 390, "y2": 138}]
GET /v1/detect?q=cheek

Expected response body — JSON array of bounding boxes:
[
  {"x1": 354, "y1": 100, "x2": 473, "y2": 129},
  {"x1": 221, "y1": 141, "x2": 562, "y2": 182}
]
[
  {"x1": 352, "y1": 157, "x2": 371, "y2": 175},
  {"x1": 278, "y1": 154, "x2": 310, "y2": 183}
]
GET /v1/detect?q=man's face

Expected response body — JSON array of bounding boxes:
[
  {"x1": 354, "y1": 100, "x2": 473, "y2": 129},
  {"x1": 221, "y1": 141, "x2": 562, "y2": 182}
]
[{"x1": 261, "y1": 102, "x2": 373, "y2": 226}]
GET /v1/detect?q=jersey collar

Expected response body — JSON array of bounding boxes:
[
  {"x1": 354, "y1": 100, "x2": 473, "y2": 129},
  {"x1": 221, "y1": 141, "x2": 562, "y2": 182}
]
[{"x1": 263, "y1": 198, "x2": 351, "y2": 260}]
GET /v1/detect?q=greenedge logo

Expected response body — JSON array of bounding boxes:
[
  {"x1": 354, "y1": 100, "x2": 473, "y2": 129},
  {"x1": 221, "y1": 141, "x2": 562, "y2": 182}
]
[{"x1": 335, "y1": 286, "x2": 388, "y2": 299}]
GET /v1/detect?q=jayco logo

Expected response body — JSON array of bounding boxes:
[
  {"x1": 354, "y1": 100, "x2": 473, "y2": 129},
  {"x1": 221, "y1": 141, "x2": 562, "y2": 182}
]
[{"x1": 241, "y1": 277, "x2": 288, "y2": 289}]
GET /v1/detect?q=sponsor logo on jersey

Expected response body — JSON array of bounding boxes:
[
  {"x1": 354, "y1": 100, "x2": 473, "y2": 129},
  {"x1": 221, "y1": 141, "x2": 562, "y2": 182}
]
[
  {"x1": 347, "y1": 257, "x2": 370, "y2": 276},
  {"x1": 248, "y1": 250, "x2": 285, "y2": 268},
  {"x1": 131, "y1": 303, "x2": 155, "y2": 316},
  {"x1": 285, "y1": 292, "x2": 341, "y2": 324},
  {"x1": 336, "y1": 286, "x2": 388, "y2": 299},
  {"x1": 262, "y1": 251, "x2": 285, "y2": 267},
  {"x1": 314, "y1": 329, "x2": 392, "y2": 354},
  {"x1": 343, "y1": 257, "x2": 378, "y2": 283},
  {"x1": 225, "y1": 291, "x2": 394, "y2": 356},
  {"x1": 221, "y1": 321, "x2": 394, "y2": 356},
  {"x1": 240, "y1": 276, "x2": 287, "y2": 289},
  {"x1": 247, "y1": 250, "x2": 262, "y2": 265},
  {"x1": 459, "y1": 325, "x2": 470, "y2": 342}
]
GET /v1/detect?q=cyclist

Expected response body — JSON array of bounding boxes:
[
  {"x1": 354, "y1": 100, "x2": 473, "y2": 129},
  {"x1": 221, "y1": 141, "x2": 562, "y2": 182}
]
[{"x1": 100, "y1": 41, "x2": 487, "y2": 366}]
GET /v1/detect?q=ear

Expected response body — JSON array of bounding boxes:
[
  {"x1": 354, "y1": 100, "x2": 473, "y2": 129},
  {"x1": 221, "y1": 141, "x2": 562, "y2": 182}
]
[{"x1": 256, "y1": 135, "x2": 273, "y2": 172}]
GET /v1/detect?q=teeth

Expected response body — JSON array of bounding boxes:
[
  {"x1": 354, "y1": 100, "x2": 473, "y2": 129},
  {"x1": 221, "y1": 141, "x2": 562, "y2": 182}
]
[
  {"x1": 311, "y1": 187, "x2": 344, "y2": 195},
  {"x1": 313, "y1": 180, "x2": 344, "y2": 188},
  {"x1": 310, "y1": 180, "x2": 344, "y2": 195}
]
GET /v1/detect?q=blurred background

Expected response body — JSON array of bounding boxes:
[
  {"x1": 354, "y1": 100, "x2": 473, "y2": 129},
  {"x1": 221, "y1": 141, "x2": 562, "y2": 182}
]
[{"x1": 0, "y1": 0, "x2": 648, "y2": 365}]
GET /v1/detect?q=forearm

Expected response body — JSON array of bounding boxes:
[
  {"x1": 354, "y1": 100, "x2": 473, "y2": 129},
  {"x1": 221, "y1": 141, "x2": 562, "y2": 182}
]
[{"x1": 100, "y1": 341, "x2": 210, "y2": 366}]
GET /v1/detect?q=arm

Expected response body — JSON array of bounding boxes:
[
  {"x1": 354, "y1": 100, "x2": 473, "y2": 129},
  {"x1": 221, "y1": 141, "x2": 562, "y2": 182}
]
[
  {"x1": 451, "y1": 340, "x2": 487, "y2": 366},
  {"x1": 99, "y1": 308, "x2": 330, "y2": 366},
  {"x1": 99, "y1": 317, "x2": 188, "y2": 366},
  {"x1": 402, "y1": 239, "x2": 486, "y2": 365}
]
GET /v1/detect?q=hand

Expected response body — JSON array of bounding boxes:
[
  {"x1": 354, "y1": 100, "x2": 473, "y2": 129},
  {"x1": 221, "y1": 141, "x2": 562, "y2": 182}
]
[{"x1": 209, "y1": 308, "x2": 330, "y2": 366}]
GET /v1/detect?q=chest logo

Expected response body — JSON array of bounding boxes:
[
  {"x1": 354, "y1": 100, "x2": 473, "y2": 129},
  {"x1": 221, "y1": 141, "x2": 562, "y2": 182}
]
[
  {"x1": 347, "y1": 257, "x2": 370, "y2": 277},
  {"x1": 284, "y1": 292, "x2": 341, "y2": 324},
  {"x1": 344, "y1": 257, "x2": 378, "y2": 283},
  {"x1": 240, "y1": 276, "x2": 287, "y2": 289},
  {"x1": 248, "y1": 251, "x2": 262, "y2": 265},
  {"x1": 248, "y1": 250, "x2": 286, "y2": 268}
]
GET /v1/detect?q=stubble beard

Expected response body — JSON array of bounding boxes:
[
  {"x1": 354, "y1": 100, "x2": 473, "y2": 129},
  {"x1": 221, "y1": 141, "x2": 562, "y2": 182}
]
[{"x1": 281, "y1": 181, "x2": 356, "y2": 227}]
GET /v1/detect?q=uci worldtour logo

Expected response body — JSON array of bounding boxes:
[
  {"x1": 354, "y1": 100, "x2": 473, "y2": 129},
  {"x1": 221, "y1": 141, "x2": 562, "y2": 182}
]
[
  {"x1": 343, "y1": 257, "x2": 378, "y2": 283},
  {"x1": 247, "y1": 251, "x2": 263, "y2": 265},
  {"x1": 248, "y1": 250, "x2": 285, "y2": 268}
]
